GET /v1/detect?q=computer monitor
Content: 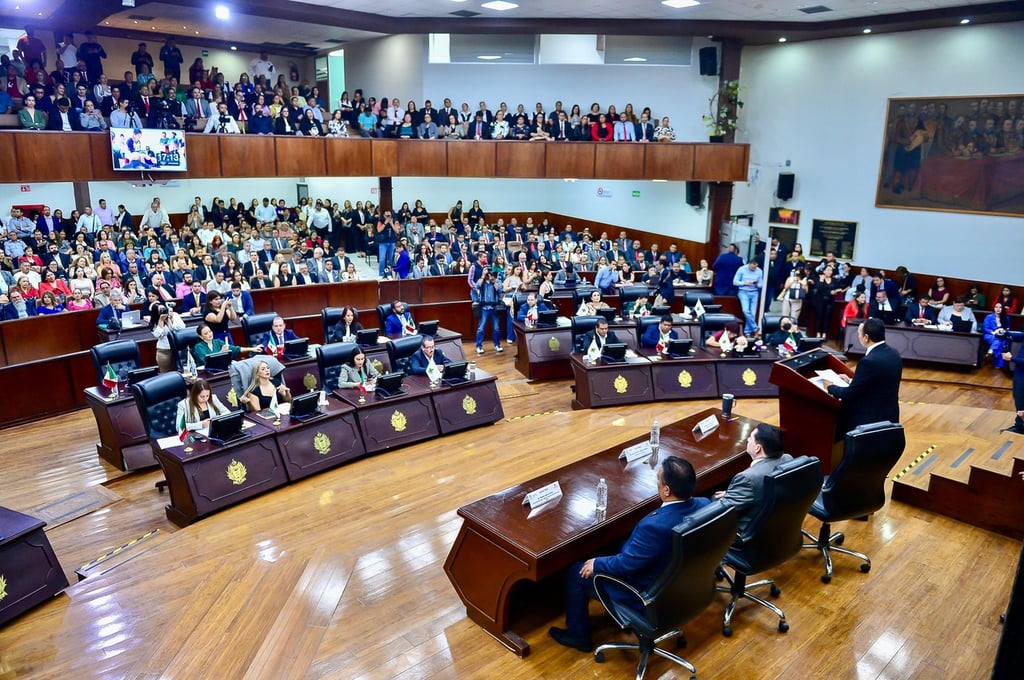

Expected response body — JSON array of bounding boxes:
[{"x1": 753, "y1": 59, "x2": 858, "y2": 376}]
[
  {"x1": 203, "y1": 350, "x2": 232, "y2": 373},
  {"x1": 537, "y1": 309, "x2": 559, "y2": 327},
  {"x1": 120, "y1": 309, "x2": 142, "y2": 328},
  {"x1": 288, "y1": 391, "x2": 323, "y2": 422},
  {"x1": 374, "y1": 372, "x2": 405, "y2": 399},
  {"x1": 442, "y1": 361, "x2": 468, "y2": 385},
  {"x1": 356, "y1": 328, "x2": 379, "y2": 348},
  {"x1": 601, "y1": 343, "x2": 628, "y2": 363},
  {"x1": 797, "y1": 337, "x2": 825, "y2": 353},
  {"x1": 207, "y1": 411, "x2": 246, "y2": 445},
  {"x1": 951, "y1": 318, "x2": 974, "y2": 333},
  {"x1": 651, "y1": 305, "x2": 672, "y2": 317},
  {"x1": 666, "y1": 338, "x2": 694, "y2": 358},
  {"x1": 417, "y1": 320, "x2": 439, "y2": 337},
  {"x1": 127, "y1": 366, "x2": 159, "y2": 385},
  {"x1": 595, "y1": 307, "x2": 616, "y2": 322},
  {"x1": 283, "y1": 338, "x2": 309, "y2": 359}
]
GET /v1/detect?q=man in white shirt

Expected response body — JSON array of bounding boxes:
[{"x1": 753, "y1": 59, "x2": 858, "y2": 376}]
[
  {"x1": 197, "y1": 221, "x2": 223, "y2": 247},
  {"x1": 76, "y1": 206, "x2": 101, "y2": 233},
  {"x1": 613, "y1": 112, "x2": 636, "y2": 142},
  {"x1": 248, "y1": 52, "x2": 275, "y2": 82},
  {"x1": 203, "y1": 102, "x2": 240, "y2": 134},
  {"x1": 308, "y1": 201, "x2": 332, "y2": 241},
  {"x1": 254, "y1": 198, "x2": 278, "y2": 223}
]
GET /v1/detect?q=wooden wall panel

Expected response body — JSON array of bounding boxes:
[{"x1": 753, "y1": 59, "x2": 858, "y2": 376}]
[
  {"x1": 447, "y1": 141, "x2": 495, "y2": 177},
  {"x1": 595, "y1": 144, "x2": 645, "y2": 180},
  {"x1": 496, "y1": 142, "x2": 545, "y2": 178},
  {"x1": 275, "y1": 137, "x2": 326, "y2": 178},
  {"x1": 693, "y1": 143, "x2": 749, "y2": 181},
  {"x1": 88, "y1": 133, "x2": 121, "y2": 181},
  {"x1": 372, "y1": 140, "x2": 399, "y2": 177},
  {"x1": 326, "y1": 139, "x2": 373, "y2": 176},
  {"x1": 326, "y1": 281, "x2": 379, "y2": 311},
  {"x1": 398, "y1": 140, "x2": 447, "y2": 176},
  {"x1": 0, "y1": 133, "x2": 17, "y2": 182},
  {"x1": 220, "y1": 134, "x2": 276, "y2": 176},
  {"x1": 14, "y1": 132, "x2": 93, "y2": 182},
  {"x1": 545, "y1": 143, "x2": 595, "y2": 179},
  {"x1": 644, "y1": 143, "x2": 695, "y2": 180},
  {"x1": 0, "y1": 356, "x2": 79, "y2": 424},
  {"x1": 182, "y1": 134, "x2": 222, "y2": 177}
]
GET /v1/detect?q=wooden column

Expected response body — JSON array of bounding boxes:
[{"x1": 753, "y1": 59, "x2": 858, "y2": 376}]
[
  {"x1": 378, "y1": 176, "x2": 393, "y2": 213},
  {"x1": 706, "y1": 37, "x2": 744, "y2": 259}
]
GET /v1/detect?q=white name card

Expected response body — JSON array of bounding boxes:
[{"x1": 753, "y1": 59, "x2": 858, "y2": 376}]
[
  {"x1": 523, "y1": 481, "x2": 563, "y2": 507},
  {"x1": 695, "y1": 414, "x2": 719, "y2": 436},
  {"x1": 619, "y1": 441, "x2": 654, "y2": 462}
]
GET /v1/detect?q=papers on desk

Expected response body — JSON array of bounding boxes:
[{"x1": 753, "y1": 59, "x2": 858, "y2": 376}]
[
  {"x1": 624, "y1": 349, "x2": 638, "y2": 359},
  {"x1": 810, "y1": 369, "x2": 850, "y2": 391}
]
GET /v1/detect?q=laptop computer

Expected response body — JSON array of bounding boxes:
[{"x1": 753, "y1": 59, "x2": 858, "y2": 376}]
[
  {"x1": 537, "y1": 309, "x2": 559, "y2": 327},
  {"x1": 595, "y1": 307, "x2": 616, "y2": 322},
  {"x1": 797, "y1": 337, "x2": 825, "y2": 353},
  {"x1": 666, "y1": 338, "x2": 694, "y2": 358},
  {"x1": 374, "y1": 372, "x2": 406, "y2": 399},
  {"x1": 356, "y1": 328, "x2": 380, "y2": 348},
  {"x1": 207, "y1": 411, "x2": 248, "y2": 445},
  {"x1": 601, "y1": 343, "x2": 628, "y2": 363},
  {"x1": 283, "y1": 337, "x2": 309, "y2": 359},
  {"x1": 120, "y1": 309, "x2": 142, "y2": 328},
  {"x1": 417, "y1": 320, "x2": 439, "y2": 337},
  {"x1": 127, "y1": 366, "x2": 159, "y2": 385},
  {"x1": 202, "y1": 350, "x2": 232, "y2": 374},
  {"x1": 442, "y1": 361, "x2": 469, "y2": 386},
  {"x1": 288, "y1": 390, "x2": 324, "y2": 422}
]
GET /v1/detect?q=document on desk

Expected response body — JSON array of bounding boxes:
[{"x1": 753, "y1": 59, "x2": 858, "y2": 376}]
[{"x1": 812, "y1": 369, "x2": 849, "y2": 391}]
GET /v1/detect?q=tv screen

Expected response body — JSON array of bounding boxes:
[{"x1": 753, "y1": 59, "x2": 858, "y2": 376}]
[{"x1": 110, "y1": 127, "x2": 188, "y2": 172}]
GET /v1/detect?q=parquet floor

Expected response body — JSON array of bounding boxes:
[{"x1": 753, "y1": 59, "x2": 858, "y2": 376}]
[{"x1": 0, "y1": 346, "x2": 1019, "y2": 680}]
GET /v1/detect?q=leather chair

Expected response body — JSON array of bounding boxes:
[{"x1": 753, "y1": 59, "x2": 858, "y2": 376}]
[
  {"x1": 571, "y1": 316, "x2": 601, "y2": 353},
  {"x1": 802, "y1": 422, "x2": 906, "y2": 582},
  {"x1": 700, "y1": 313, "x2": 741, "y2": 348},
  {"x1": 316, "y1": 342, "x2": 359, "y2": 392},
  {"x1": 618, "y1": 285, "x2": 649, "y2": 316},
  {"x1": 241, "y1": 312, "x2": 277, "y2": 347},
  {"x1": 228, "y1": 356, "x2": 287, "y2": 407},
  {"x1": 321, "y1": 307, "x2": 346, "y2": 344},
  {"x1": 761, "y1": 314, "x2": 783, "y2": 337},
  {"x1": 512, "y1": 292, "x2": 530, "y2": 312},
  {"x1": 90, "y1": 340, "x2": 141, "y2": 384},
  {"x1": 387, "y1": 335, "x2": 423, "y2": 376},
  {"x1": 636, "y1": 315, "x2": 662, "y2": 347},
  {"x1": 168, "y1": 327, "x2": 201, "y2": 370},
  {"x1": 593, "y1": 503, "x2": 738, "y2": 680},
  {"x1": 130, "y1": 372, "x2": 188, "y2": 492},
  {"x1": 573, "y1": 286, "x2": 599, "y2": 307},
  {"x1": 716, "y1": 455, "x2": 824, "y2": 636},
  {"x1": 683, "y1": 290, "x2": 715, "y2": 309},
  {"x1": 376, "y1": 303, "x2": 393, "y2": 329}
]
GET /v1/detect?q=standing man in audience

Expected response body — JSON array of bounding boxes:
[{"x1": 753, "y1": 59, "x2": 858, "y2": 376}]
[
  {"x1": 77, "y1": 31, "x2": 107, "y2": 80},
  {"x1": 159, "y1": 36, "x2": 183, "y2": 82},
  {"x1": 715, "y1": 424, "x2": 793, "y2": 536},
  {"x1": 7, "y1": 207, "x2": 34, "y2": 239},
  {"x1": 713, "y1": 243, "x2": 744, "y2": 296},
  {"x1": 249, "y1": 52, "x2": 275, "y2": 82},
  {"x1": 376, "y1": 209, "x2": 400, "y2": 278},
  {"x1": 76, "y1": 205, "x2": 101, "y2": 234},
  {"x1": 824, "y1": 317, "x2": 902, "y2": 434},
  {"x1": 140, "y1": 199, "x2": 169, "y2": 231},
  {"x1": 733, "y1": 257, "x2": 764, "y2": 336}
]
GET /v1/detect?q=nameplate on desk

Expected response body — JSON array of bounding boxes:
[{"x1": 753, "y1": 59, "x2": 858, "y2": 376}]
[
  {"x1": 522, "y1": 481, "x2": 563, "y2": 507},
  {"x1": 619, "y1": 442, "x2": 653, "y2": 462},
  {"x1": 694, "y1": 414, "x2": 719, "y2": 436}
]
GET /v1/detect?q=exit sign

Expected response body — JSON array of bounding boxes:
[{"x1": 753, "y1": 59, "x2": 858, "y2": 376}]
[{"x1": 632, "y1": 190, "x2": 640, "y2": 198}]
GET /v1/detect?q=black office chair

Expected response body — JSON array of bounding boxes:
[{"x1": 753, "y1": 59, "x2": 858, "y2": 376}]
[
  {"x1": 761, "y1": 314, "x2": 783, "y2": 337},
  {"x1": 241, "y1": 312, "x2": 277, "y2": 347},
  {"x1": 376, "y1": 303, "x2": 394, "y2": 329},
  {"x1": 717, "y1": 455, "x2": 823, "y2": 636},
  {"x1": 90, "y1": 340, "x2": 141, "y2": 384},
  {"x1": 571, "y1": 316, "x2": 601, "y2": 353},
  {"x1": 637, "y1": 315, "x2": 662, "y2": 347},
  {"x1": 130, "y1": 372, "x2": 188, "y2": 493},
  {"x1": 593, "y1": 503, "x2": 738, "y2": 680},
  {"x1": 618, "y1": 285, "x2": 649, "y2": 316},
  {"x1": 387, "y1": 335, "x2": 423, "y2": 375},
  {"x1": 700, "y1": 313, "x2": 741, "y2": 348},
  {"x1": 512, "y1": 292, "x2": 530, "y2": 313},
  {"x1": 168, "y1": 327, "x2": 201, "y2": 370},
  {"x1": 573, "y1": 286, "x2": 599, "y2": 307},
  {"x1": 683, "y1": 290, "x2": 715, "y2": 309},
  {"x1": 316, "y1": 342, "x2": 359, "y2": 392},
  {"x1": 321, "y1": 307, "x2": 345, "y2": 344},
  {"x1": 802, "y1": 421, "x2": 906, "y2": 583}
]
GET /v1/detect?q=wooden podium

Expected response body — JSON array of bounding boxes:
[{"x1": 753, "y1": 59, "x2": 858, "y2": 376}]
[{"x1": 769, "y1": 349, "x2": 854, "y2": 474}]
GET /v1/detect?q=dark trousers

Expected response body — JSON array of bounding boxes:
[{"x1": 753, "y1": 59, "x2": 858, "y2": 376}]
[
  {"x1": 563, "y1": 560, "x2": 598, "y2": 641},
  {"x1": 1013, "y1": 371, "x2": 1024, "y2": 431}
]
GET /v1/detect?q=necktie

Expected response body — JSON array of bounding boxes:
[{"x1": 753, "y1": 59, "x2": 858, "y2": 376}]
[{"x1": 476, "y1": 122, "x2": 481, "y2": 137}]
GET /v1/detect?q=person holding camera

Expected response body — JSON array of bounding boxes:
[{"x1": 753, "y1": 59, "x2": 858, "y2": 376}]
[
  {"x1": 148, "y1": 290, "x2": 186, "y2": 372},
  {"x1": 375, "y1": 210, "x2": 401, "y2": 278},
  {"x1": 203, "y1": 101, "x2": 240, "y2": 134}
]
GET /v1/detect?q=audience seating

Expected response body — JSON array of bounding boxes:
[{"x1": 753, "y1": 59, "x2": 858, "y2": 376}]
[
  {"x1": 387, "y1": 335, "x2": 423, "y2": 375},
  {"x1": 316, "y1": 342, "x2": 359, "y2": 392},
  {"x1": 716, "y1": 456, "x2": 824, "y2": 636},
  {"x1": 593, "y1": 502, "x2": 738, "y2": 680},
  {"x1": 241, "y1": 312, "x2": 277, "y2": 347},
  {"x1": 802, "y1": 422, "x2": 906, "y2": 583},
  {"x1": 90, "y1": 340, "x2": 141, "y2": 384}
]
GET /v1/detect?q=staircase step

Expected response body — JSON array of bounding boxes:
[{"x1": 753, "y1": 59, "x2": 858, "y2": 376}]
[{"x1": 75, "y1": 528, "x2": 168, "y2": 581}]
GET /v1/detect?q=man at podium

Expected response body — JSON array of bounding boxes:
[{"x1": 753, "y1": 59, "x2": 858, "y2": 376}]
[{"x1": 825, "y1": 318, "x2": 902, "y2": 433}]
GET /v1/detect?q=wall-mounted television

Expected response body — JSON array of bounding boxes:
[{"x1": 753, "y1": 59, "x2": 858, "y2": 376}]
[{"x1": 109, "y1": 127, "x2": 188, "y2": 172}]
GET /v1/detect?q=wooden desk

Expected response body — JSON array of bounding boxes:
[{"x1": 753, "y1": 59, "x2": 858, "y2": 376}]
[
  {"x1": 334, "y1": 379, "x2": 440, "y2": 454},
  {"x1": 427, "y1": 371, "x2": 505, "y2": 434},
  {"x1": 569, "y1": 353, "x2": 653, "y2": 409},
  {"x1": 713, "y1": 348, "x2": 781, "y2": 398},
  {"x1": 84, "y1": 385, "x2": 158, "y2": 471},
  {"x1": 154, "y1": 421, "x2": 287, "y2": 527},
  {"x1": 0, "y1": 506, "x2": 68, "y2": 626},
  {"x1": 643, "y1": 348, "x2": 720, "y2": 401},
  {"x1": 843, "y1": 324, "x2": 982, "y2": 368},
  {"x1": 444, "y1": 407, "x2": 754, "y2": 656},
  {"x1": 513, "y1": 320, "x2": 573, "y2": 380}
]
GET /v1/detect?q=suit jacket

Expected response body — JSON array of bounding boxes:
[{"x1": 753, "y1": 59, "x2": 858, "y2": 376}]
[
  {"x1": 551, "y1": 119, "x2": 572, "y2": 141},
  {"x1": 262, "y1": 329, "x2": 299, "y2": 349},
  {"x1": 635, "y1": 121, "x2": 655, "y2": 142},
  {"x1": 467, "y1": 119, "x2": 491, "y2": 140},
  {"x1": 46, "y1": 108, "x2": 84, "y2": 131},
  {"x1": 578, "y1": 329, "x2": 622, "y2": 354},
  {"x1": 182, "y1": 291, "x2": 206, "y2": 312},
  {"x1": 719, "y1": 454, "x2": 795, "y2": 538},
  {"x1": 869, "y1": 299, "x2": 898, "y2": 325},
  {"x1": 183, "y1": 97, "x2": 212, "y2": 119},
  {"x1": 385, "y1": 311, "x2": 416, "y2": 337},
  {"x1": 319, "y1": 269, "x2": 342, "y2": 283},
  {"x1": 408, "y1": 347, "x2": 451, "y2": 376},
  {"x1": 827, "y1": 342, "x2": 902, "y2": 433},
  {"x1": 641, "y1": 324, "x2": 678, "y2": 349},
  {"x1": 226, "y1": 290, "x2": 254, "y2": 317},
  {"x1": 1, "y1": 300, "x2": 37, "y2": 320},
  {"x1": 903, "y1": 302, "x2": 936, "y2": 325}
]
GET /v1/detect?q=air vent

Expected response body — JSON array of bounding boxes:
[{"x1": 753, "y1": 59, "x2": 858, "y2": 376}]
[
  {"x1": 798, "y1": 5, "x2": 832, "y2": 14},
  {"x1": 127, "y1": 14, "x2": 155, "y2": 21},
  {"x1": 285, "y1": 41, "x2": 308, "y2": 48},
  {"x1": 450, "y1": 9, "x2": 480, "y2": 18},
  {"x1": 325, "y1": 38, "x2": 346, "y2": 44}
]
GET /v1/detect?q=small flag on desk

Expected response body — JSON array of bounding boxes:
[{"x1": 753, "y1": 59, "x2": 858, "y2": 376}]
[
  {"x1": 265, "y1": 335, "x2": 277, "y2": 355},
  {"x1": 178, "y1": 411, "x2": 188, "y2": 442},
  {"x1": 102, "y1": 362, "x2": 118, "y2": 389},
  {"x1": 358, "y1": 381, "x2": 368, "y2": 395}
]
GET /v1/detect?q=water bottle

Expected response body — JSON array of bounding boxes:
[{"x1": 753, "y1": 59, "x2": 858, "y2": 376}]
[
  {"x1": 596, "y1": 478, "x2": 608, "y2": 513},
  {"x1": 650, "y1": 420, "x2": 660, "y2": 457}
]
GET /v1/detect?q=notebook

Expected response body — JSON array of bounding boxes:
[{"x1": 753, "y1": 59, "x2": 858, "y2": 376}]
[{"x1": 120, "y1": 309, "x2": 142, "y2": 328}]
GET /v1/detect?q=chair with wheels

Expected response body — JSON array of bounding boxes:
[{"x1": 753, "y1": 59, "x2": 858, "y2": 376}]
[
  {"x1": 699, "y1": 313, "x2": 741, "y2": 348},
  {"x1": 321, "y1": 307, "x2": 345, "y2": 344},
  {"x1": 593, "y1": 502, "x2": 738, "y2": 680},
  {"x1": 571, "y1": 316, "x2": 601, "y2": 353},
  {"x1": 717, "y1": 455, "x2": 823, "y2": 636},
  {"x1": 90, "y1": 340, "x2": 142, "y2": 384},
  {"x1": 618, "y1": 285, "x2": 650, "y2": 316},
  {"x1": 168, "y1": 327, "x2": 201, "y2": 370},
  {"x1": 636, "y1": 315, "x2": 662, "y2": 348},
  {"x1": 130, "y1": 372, "x2": 188, "y2": 492},
  {"x1": 802, "y1": 421, "x2": 906, "y2": 583},
  {"x1": 376, "y1": 303, "x2": 394, "y2": 329},
  {"x1": 387, "y1": 335, "x2": 423, "y2": 376},
  {"x1": 316, "y1": 342, "x2": 359, "y2": 392},
  {"x1": 761, "y1": 314, "x2": 783, "y2": 338},
  {"x1": 240, "y1": 312, "x2": 277, "y2": 347}
]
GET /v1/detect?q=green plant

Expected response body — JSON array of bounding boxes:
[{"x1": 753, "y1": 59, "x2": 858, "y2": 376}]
[{"x1": 703, "y1": 79, "x2": 744, "y2": 136}]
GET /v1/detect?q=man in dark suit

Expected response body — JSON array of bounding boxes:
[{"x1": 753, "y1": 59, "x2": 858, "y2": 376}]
[
  {"x1": 262, "y1": 316, "x2": 299, "y2": 352},
  {"x1": 869, "y1": 289, "x2": 899, "y2": 325},
  {"x1": 641, "y1": 315, "x2": 678, "y2": 350},
  {"x1": 825, "y1": 318, "x2": 903, "y2": 434},
  {"x1": 468, "y1": 112, "x2": 491, "y2": 140},
  {"x1": 635, "y1": 113, "x2": 655, "y2": 142},
  {"x1": 45, "y1": 97, "x2": 83, "y2": 131},
  {"x1": 226, "y1": 282, "x2": 254, "y2": 317},
  {"x1": 1000, "y1": 333, "x2": 1024, "y2": 434},
  {"x1": 408, "y1": 336, "x2": 451, "y2": 377},
  {"x1": 577, "y1": 317, "x2": 622, "y2": 354},
  {"x1": 715, "y1": 424, "x2": 794, "y2": 536},
  {"x1": 551, "y1": 110, "x2": 572, "y2": 141},
  {"x1": 1, "y1": 289, "x2": 37, "y2": 320},
  {"x1": 549, "y1": 456, "x2": 710, "y2": 652},
  {"x1": 904, "y1": 293, "x2": 937, "y2": 326}
]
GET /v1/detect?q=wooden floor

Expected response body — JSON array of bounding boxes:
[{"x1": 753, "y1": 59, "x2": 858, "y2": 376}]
[{"x1": 0, "y1": 345, "x2": 1019, "y2": 680}]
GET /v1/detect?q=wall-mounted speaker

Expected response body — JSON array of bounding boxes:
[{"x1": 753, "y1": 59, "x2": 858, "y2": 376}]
[
  {"x1": 698, "y1": 47, "x2": 718, "y2": 76},
  {"x1": 777, "y1": 173, "x2": 795, "y2": 201},
  {"x1": 686, "y1": 181, "x2": 703, "y2": 207}
]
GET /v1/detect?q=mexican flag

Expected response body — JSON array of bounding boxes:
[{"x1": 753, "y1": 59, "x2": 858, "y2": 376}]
[
  {"x1": 102, "y1": 362, "x2": 118, "y2": 389},
  {"x1": 266, "y1": 334, "x2": 277, "y2": 355},
  {"x1": 178, "y1": 410, "x2": 188, "y2": 442}
]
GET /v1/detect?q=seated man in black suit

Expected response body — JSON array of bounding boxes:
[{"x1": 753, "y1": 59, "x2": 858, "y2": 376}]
[
  {"x1": 578, "y1": 317, "x2": 622, "y2": 356},
  {"x1": 408, "y1": 335, "x2": 451, "y2": 380},
  {"x1": 515, "y1": 292, "x2": 549, "y2": 324},
  {"x1": 869, "y1": 289, "x2": 899, "y2": 325},
  {"x1": 714, "y1": 424, "x2": 794, "y2": 536},
  {"x1": 549, "y1": 456, "x2": 710, "y2": 652},
  {"x1": 640, "y1": 315, "x2": 678, "y2": 351},
  {"x1": 904, "y1": 292, "x2": 937, "y2": 326},
  {"x1": 824, "y1": 317, "x2": 902, "y2": 434}
]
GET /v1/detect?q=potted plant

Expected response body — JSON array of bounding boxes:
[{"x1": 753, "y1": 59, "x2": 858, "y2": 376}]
[{"x1": 703, "y1": 79, "x2": 743, "y2": 142}]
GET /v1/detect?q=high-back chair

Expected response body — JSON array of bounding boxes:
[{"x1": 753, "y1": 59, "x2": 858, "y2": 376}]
[
  {"x1": 316, "y1": 342, "x2": 359, "y2": 392},
  {"x1": 90, "y1": 340, "x2": 141, "y2": 385}
]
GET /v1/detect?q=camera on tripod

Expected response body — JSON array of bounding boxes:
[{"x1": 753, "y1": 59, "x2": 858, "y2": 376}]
[{"x1": 217, "y1": 113, "x2": 231, "y2": 133}]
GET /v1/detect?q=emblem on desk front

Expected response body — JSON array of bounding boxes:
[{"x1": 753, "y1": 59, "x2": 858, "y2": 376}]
[
  {"x1": 226, "y1": 459, "x2": 248, "y2": 485},
  {"x1": 303, "y1": 372, "x2": 318, "y2": 392},
  {"x1": 371, "y1": 359, "x2": 384, "y2": 374},
  {"x1": 678, "y1": 370, "x2": 693, "y2": 388},
  {"x1": 742, "y1": 368, "x2": 757, "y2": 386},
  {"x1": 614, "y1": 375, "x2": 628, "y2": 394},
  {"x1": 226, "y1": 387, "x2": 238, "y2": 408},
  {"x1": 0, "y1": 574, "x2": 7, "y2": 602},
  {"x1": 313, "y1": 432, "x2": 331, "y2": 455},
  {"x1": 548, "y1": 336, "x2": 560, "y2": 351},
  {"x1": 462, "y1": 395, "x2": 477, "y2": 415},
  {"x1": 391, "y1": 410, "x2": 407, "y2": 432}
]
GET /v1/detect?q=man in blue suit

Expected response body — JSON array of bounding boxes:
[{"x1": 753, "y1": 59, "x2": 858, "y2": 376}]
[
  {"x1": 641, "y1": 315, "x2": 678, "y2": 350},
  {"x1": 903, "y1": 293, "x2": 937, "y2": 326},
  {"x1": 408, "y1": 336, "x2": 451, "y2": 377},
  {"x1": 262, "y1": 316, "x2": 298, "y2": 354},
  {"x1": 549, "y1": 456, "x2": 709, "y2": 652},
  {"x1": 226, "y1": 282, "x2": 254, "y2": 317},
  {"x1": 515, "y1": 292, "x2": 549, "y2": 323}
]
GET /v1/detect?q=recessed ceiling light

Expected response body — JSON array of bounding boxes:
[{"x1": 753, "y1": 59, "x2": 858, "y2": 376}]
[
  {"x1": 778, "y1": 37, "x2": 788, "y2": 43},
  {"x1": 194, "y1": 30, "x2": 200, "y2": 35},
  {"x1": 624, "y1": 57, "x2": 647, "y2": 62},
  {"x1": 36, "y1": 11, "x2": 41, "y2": 16},
  {"x1": 230, "y1": 46, "x2": 238, "y2": 51},
  {"x1": 104, "y1": 21, "x2": 110, "y2": 25},
  {"x1": 183, "y1": 25, "x2": 187, "y2": 29},
  {"x1": 960, "y1": 17, "x2": 971, "y2": 24},
  {"x1": 215, "y1": 5, "x2": 230, "y2": 20},
  {"x1": 133, "y1": 20, "x2": 138, "y2": 24},
  {"x1": 862, "y1": 27, "x2": 872, "y2": 34},
  {"x1": 481, "y1": 1, "x2": 517, "y2": 10},
  {"x1": 662, "y1": 0, "x2": 700, "y2": 8},
  {"x1": 477, "y1": 55, "x2": 501, "y2": 60}
]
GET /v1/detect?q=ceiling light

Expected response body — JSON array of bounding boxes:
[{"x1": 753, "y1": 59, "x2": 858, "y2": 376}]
[
  {"x1": 960, "y1": 17, "x2": 970, "y2": 24},
  {"x1": 481, "y1": 1, "x2": 518, "y2": 10},
  {"x1": 104, "y1": 21, "x2": 110, "y2": 25},
  {"x1": 215, "y1": 5, "x2": 230, "y2": 20},
  {"x1": 778, "y1": 37, "x2": 788, "y2": 43},
  {"x1": 36, "y1": 11, "x2": 42, "y2": 15},
  {"x1": 133, "y1": 20, "x2": 138, "y2": 24},
  {"x1": 194, "y1": 30, "x2": 200, "y2": 35},
  {"x1": 477, "y1": 55, "x2": 501, "y2": 60},
  {"x1": 863, "y1": 28, "x2": 872, "y2": 34},
  {"x1": 662, "y1": 0, "x2": 701, "y2": 8},
  {"x1": 623, "y1": 57, "x2": 647, "y2": 62},
  {"x1": 230, "y1": 46, "x2": 238, "y2": 51}
]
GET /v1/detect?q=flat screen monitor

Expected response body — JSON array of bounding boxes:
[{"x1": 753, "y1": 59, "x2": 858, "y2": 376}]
[
  {"x1": 203, "y1": 350, "x2": 232, "y2": 373},
  {"x1": 356, "y1": 328, "x2": 379, "y2": 347},
  {"x1": 283, "y1": 338, "x2": 309, "y2": 359},
  {"x1": 442, "y1": 361, "x2": 468, "y2": 385},
  {"x1": 602, "y1": 343, "x2": 628, "y2": 363},
  {"x1": 798, "y1": 337, "x2": 825, "y2": 353},
  {"x1": 595, "y1": 307, "x2": 616, "y2": 322},
  {"x1": 537, "y1": 309, "x2": 558, "y2": 327},
  {"x1": 667, "y1": 338, "x2": 693, "y2": 358},
  {"x1": 374, "y1": 372, "x2": 405, "y2": 399},
  {"x1": 207, "y1": 411, "x2": 246, "y2": 445},
  {"x1": 110, "y1": 127, "x2": 188, "y2": 172},
  {"x1": 127, "y1": 366, "x2": 159, "y2": 385},
  {"x1": 289, "y1": 391, "x2": 323, "y2": 422},
  {"x1": 417, "y1": 320, "x2": 439, "y2": 337}
]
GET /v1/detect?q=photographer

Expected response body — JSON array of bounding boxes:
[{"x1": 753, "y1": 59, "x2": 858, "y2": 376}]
[
  {"x1": 148, "y1": 291, "x2": 185, "y2": 372},
  {"x1": 203, "y1": 102, "x2": 241, "y2": 134},
  {"x1": 110, "y1": 97, "x2": 142, "y2": 129},
  {"x1": 375, "y1": 209, "x2": 402, "y2": 278}
]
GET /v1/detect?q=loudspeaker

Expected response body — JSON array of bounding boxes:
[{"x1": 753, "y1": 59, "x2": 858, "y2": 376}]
[
  {"x1": 777, "y1": 173, "x2": 795, "y2": 201},
  {"x1": 698, "y1": 47, "x2": 718, "y2": 76},
  {"x1": 686, "y1": 181, "x2": 702, "y2": 207}
]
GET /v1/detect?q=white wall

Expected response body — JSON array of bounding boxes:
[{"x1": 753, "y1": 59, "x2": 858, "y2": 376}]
[
  {"x1": 0, "y1": 182, "x2": 75, "y2": 213},
  {"x1": 87, "y1": 178, "x2": 302, "y2": 215},
  {"x1": 732, "y1": 22, "x2": 1024, "y2": 285},
  {"x1": 343, "y1": 35, "x2": 427, "y2": 106},
  {"x1": 391, "y1": 178, "x2": 548, "y2": 214}
]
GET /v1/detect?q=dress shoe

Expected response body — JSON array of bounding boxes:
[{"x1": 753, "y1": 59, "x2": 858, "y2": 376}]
[
  {"x1": 548, "y1": 627, "x2": 593, "y2": 653},
  {"x1": 1000, "y1": 426, "x2": 1024, "y2": 435}
]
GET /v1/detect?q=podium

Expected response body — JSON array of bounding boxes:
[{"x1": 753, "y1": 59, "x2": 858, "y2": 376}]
[{"x1": 769, "y1": 349, "x2": 854, "y2": 474}]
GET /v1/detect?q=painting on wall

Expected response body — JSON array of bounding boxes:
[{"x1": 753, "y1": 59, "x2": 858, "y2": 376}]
[
  {"x1": 875, "y1": 94, "x2": 1024, "y2": 218},
  {"x1": 768, "y1": 207, "x2": 800, "y2": 225}
]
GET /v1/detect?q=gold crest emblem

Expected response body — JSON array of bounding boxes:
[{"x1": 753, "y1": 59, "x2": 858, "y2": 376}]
[
  {"x1": 313, "y1": 432, "x2": 331, "y2": 456},
  {"x1": 462, "y1": 395, "x2": 477, "y2": 415},
  {"x1": 391, "y1": 410, "x2": 407, "y2": 432},
  {"x1": 678, "y1": 370, "x2": 693, "y2": 388},
  {"x1": 742, "y1": 368, "x2": 757, "y2": 386},
  {"x1": 614, "y1": 375, "x2": 628, "y2": 394},
  {"x1": 548, "y1": 336, "x2": 560, "y2": 351},
  {"x1": 0, "y1": 574, "x2": 7, "y2": 602},
  {"x1": 303, "y1": 372, "x2": 318, "y2": 391},
  {"x1": 226, "y1": 459, "x2": 248, "y2": 485},
  {"x1": 371, "y1": 359, "x2": 384, "y2": 374},
  {"x1": 226, "y1": 387, "x2": 238, "y2": 408}
]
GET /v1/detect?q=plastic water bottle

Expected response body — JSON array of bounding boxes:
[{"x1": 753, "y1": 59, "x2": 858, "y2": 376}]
[
  {"x1": 650, "y1": 420, "x2": 660, "y2": 456},
  {"x1": 596, "y1": 478, "x2": 608, "y2": 513}
]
